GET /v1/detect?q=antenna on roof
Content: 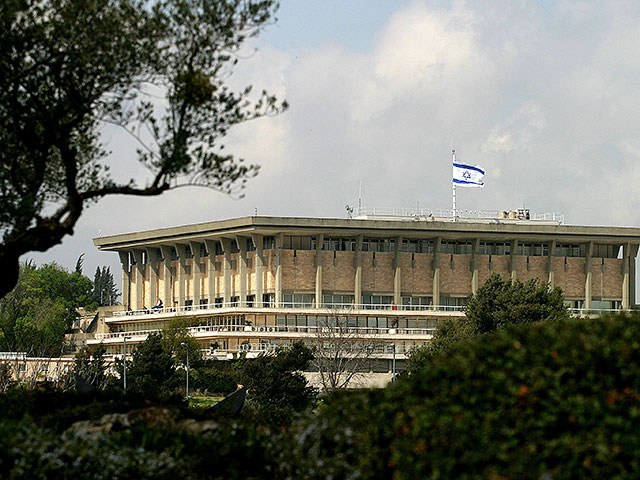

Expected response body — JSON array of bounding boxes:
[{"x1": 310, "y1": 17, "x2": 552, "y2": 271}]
[{"x1": 358, "y1": 181, "x2": 362, "y2": 216}]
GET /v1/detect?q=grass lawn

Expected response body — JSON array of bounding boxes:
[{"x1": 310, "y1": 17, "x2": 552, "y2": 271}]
[{"x1": 189, "y1": 394, "x2": 225, "y2": 409}]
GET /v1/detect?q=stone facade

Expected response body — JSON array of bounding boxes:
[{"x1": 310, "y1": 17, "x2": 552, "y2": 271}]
[{"x1": 98, "y1": 216, "x2": 640, "y2": 312}]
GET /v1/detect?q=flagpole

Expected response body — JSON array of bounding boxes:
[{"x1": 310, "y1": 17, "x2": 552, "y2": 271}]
[{"x1": 452, "y1": 149, "x2": 457, "y2": 222}]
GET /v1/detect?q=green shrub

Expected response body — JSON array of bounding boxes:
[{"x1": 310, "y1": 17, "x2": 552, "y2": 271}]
[
  {"x1": 195, "y1": 368, "x2": 237, "y2": 395},
  {"x1": 386, "y1": 313, "x2": 640, "y2": 479},
  {"x1": 0, "y1": 414, "x2": 280, "y2": 479},
  {"x1": 279, "y1": 389, "x2": 391, "y2": 480}
]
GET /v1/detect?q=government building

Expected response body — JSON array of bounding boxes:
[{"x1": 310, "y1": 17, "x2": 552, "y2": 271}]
[{"x1": 88, "y1": 209, "x2": 640, "y2": 374}]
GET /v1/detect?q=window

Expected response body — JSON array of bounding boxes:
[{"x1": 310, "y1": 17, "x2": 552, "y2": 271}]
[
  {"x1": 362, "y1": 238, "x2": 395, "y2": 252},
  {"x1": 282, "y1": 293, "x2": 315, "y2": 308},
  {"x1": 401, "y1": 296, "x2": 432, "y2": 309},
  {"x1": 362, "y1": 295, "x2": 394, "y2": 309},
  {"x1": 555, "y1": 244, "x2": 582, "y2": 257},
  {"x1": 402, "y1": 239, "x2": 434, "y2": 253},
  {"x1": 564, "y1": 299, "x2": 584, "y2": 309},
  {"x1": 262, "y1": 293, "x2": 275, "y2": 306},
  {"x1": 322, "y1": 294, "x2": 354, "y2": 307},
  {"x1": 199, "y1": 244, "x2": 208, "y2": 257},
  {"x1": 170, "y1": 247, "x2": 178, "y2": 260},
  {"x1": 246, "y1": 294, "x2": 255, "y2": 307},
  {"x1": 479, "y1": 242, "x2": 511, "y2": 255},
  {"x1": 214, "y1": 297, "x2": 223, "y2": 307},
  {"x1": 593, "y1": 244, "x2": 621, "y2": 258},
  {"x1": 322, "y1": 237, "x2": 356, "y2": 251},
  {"x1": 439, "y1": 296, "x2": 467, "y2": 310},
  {"x1": 263, "y1": 236, "x2": 275, "y2": 250},
  {"x1": 590, "y1": 299, "x2": 621, "y2": 311},
  {"x1": 440, "y1": 241, "x2": 472, "y2": 254},
  {"x1": 518, "y1": 243, "x2": 549, "y2": 256},
  {"x1": 230, "y1": 296, "x2": 239, "y2": 307},
  {"x1": 246, "y1": 238, "x2": 256, "y2": 252},
  {"x1": 185, "y1": 245, "x2": 193, "y2": 259},
  {"x1": 214, "y1": 241, "x2": 224, "y2": 255},
  {"x1": 283, "y1": 236, "x2": 313, "y2": 250}
]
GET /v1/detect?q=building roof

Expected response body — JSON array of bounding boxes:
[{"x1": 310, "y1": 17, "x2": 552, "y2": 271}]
[{"x1": 93, "y1": 216, "x2": 640, "y2": 251}]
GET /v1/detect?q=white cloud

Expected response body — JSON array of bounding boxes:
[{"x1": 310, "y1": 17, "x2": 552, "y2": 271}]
[
  {"x1": 31, "y1": 0, "x2": 640, "y2": 292},
  {"x1": 482, "y1": 101, "x2": 547, "y2": 154}
]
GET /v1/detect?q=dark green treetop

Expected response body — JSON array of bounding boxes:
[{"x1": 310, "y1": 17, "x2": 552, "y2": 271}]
[{"x1": 0, "y1": 0, "x2": 286, "y2": 299}]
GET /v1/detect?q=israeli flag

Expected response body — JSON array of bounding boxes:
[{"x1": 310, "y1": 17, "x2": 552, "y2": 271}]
[{"x1": 453, "y1": 162, "x2": 485, "y2": 188}]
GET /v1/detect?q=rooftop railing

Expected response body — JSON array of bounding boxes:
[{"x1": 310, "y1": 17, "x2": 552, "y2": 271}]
[
  {"x1": 354, "y1": 207, "x2": 564, "y2": 224},
  {"x1": 111, "y1": 301, "x2": 628, "y2": 320},
  {"x1": 103, "y1": 342, "x2": 413, "y2": 359},
  {"x1": 112, "y1": 301, "x2": 465, "y2": 318},
  {"x1": 94, "y1": 324, "x2": 436, "y2": 341}
]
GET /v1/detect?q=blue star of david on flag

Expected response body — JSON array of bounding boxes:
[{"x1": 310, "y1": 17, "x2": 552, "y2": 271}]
[{"x1": 453, "y1": 162, "x2": 485, "y2": 188}]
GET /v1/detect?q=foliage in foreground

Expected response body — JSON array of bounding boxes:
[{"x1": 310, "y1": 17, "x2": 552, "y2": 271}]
[
  {"x1": 291, "y1": 313, "x2": 640, "y2": 479},
  {"x1": 3, "y1": 315, "x2": 639, "y2": 478},
  {"x1": 407, "y1": 273, "x2": 570, "y2": 372}
]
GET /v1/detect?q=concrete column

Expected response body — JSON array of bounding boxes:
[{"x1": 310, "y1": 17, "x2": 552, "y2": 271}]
[
  {"x1": 275, "y1": 233, "x2": 283, "y2": 307},
  {"x1": 315, "y1": 234, "x2": 325, "y2": 308},
  {"x1": 393, "y1": 236, "x2": 402, "y2": 305},
  {"x1": 131, "y1": 250, "x2": 145, "y2": 310},
  {"x1": 204, "y1": 239, "x2": 218, "y2": 305},
  {"x1": 354, "y1": 235, "x2": 363, "y2": 305},
  {"x1": 236, "y1": 237, "x2": 247, "y2": 306},
  {"x1": 584, "y1": 242, "x2": 594, "y2": 310},
  {"x1": 471, "y1": 238, "x2": 480, "y2": 294},
  {"x1": 432, "y1": 238, "x2": 441, "y2": 308},
  {"x1": 252, "y1": 234, "x2": 264, "y2": 307},
  {"x1": 510, "y1": 240, "x2": 518, "y2": 281},
  {"x1": 174, "y1": 244, "x2": 187, "y2": 307},
  {"x1": 631, "y1": 244, "x2": 638, "y2": 307},
  {"x1": 145, "y1": 248, "x2": 159, "y2": 308},
  {"x1": 159, "y1": 245, "x2": 172, "y2": 306},
  {"x1": 190, "y1": 242, "x2": 202, "y2": 308},
  {"x1": 118, "y1": 251, "x2": 131, "y2": 310},
  {"x1": 622, "y1": 243, "x2": 639, "y2": 309},
  {"x1": 547, "y1": 240, "x2": 556, "y2": 288},
  {"x1": 221, "y1": 238, "x2": 232, "y2": 304}
]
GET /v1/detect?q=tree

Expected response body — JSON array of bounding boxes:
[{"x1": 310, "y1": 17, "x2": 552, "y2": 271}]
[
  {"x1": 123, "y1": 333, "x2": 175, "y2": 397},
  {"x1": 310, "y1": 312, "x2": 383, "y2": 391},
  {"x1": 465, "y1": 273, "x2": 570, "y2": 334},
  {"x1": 405, "y1": 317, "x2": 474, "y2": 374},
  {"x1": 239, "y1": 342, "x2": 316, "y2": 425},
  {"x1": 72, "y1": 344, "x2": 108, "y2": 390},
  {"x1": 407, "y1": 273, "x2": 569, "y2": 372},
  {"x1": 92, "y1": 266, "x2": 119, "y2": 306},
  {"x1": 0, "y1": 0, "x2": 286, "y2": 299},
  {"x1": 0, "y1": 262, "x2": 97, "y2": 357},
  {"x1": 161, "y1": 316, "x2": 203, "y2": 368}
]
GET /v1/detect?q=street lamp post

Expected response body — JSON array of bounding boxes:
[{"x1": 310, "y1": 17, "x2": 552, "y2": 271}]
[
  {"x1": 391, "y1": 342, "x2": 396, "y2": 382},
  {"x1": 181, "y1": 342, "x2": 190, "y2": 400},
  {"x1": 123, "y1": 336, "x2": 131, "y2": 392}
]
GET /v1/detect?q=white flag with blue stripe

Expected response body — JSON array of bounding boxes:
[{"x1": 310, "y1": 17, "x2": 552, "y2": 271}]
[{"x1": 453, "y1": 162, "x2": 485, "y2": 188}]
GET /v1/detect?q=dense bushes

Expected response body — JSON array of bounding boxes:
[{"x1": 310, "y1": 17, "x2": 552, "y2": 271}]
[
  {"x1": 3, "y1": 314, "x2": 640, "y2": 478},
  {"x1": 407, "y1": 273, "x2": 570, "y2": 372},
  {"x1": 287, "y1": 314, "x2": 640, "y2": 479}
]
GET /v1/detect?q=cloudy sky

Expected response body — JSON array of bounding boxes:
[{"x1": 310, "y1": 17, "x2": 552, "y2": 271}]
[{"x1": 32, "y1": 0, "x2": 640, "y2": 288}]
